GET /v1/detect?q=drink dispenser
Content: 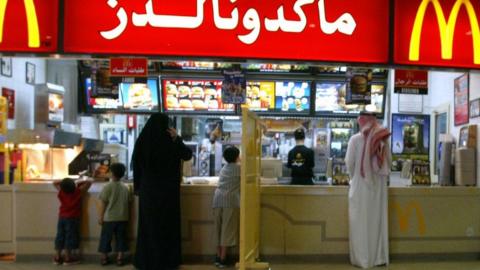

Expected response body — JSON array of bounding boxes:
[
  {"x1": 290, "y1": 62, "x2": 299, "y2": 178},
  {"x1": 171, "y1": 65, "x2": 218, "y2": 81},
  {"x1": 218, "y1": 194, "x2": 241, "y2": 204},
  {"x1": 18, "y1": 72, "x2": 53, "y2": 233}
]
[
  {"x1": 455, "y1": 125, "x2": 477, "y2": 186},
  {"x1": 438, "y1": 140, "x2": 454, "y2": 186}
]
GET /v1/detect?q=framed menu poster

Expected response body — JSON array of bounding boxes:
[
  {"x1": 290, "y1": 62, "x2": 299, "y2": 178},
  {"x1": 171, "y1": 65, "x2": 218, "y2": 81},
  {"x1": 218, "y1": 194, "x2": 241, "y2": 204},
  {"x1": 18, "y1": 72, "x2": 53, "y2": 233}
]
[
  {"x1": 454, "y1": 73, "x2": 469, "y2": 126},
  {"x1": 2, "y1": 88, "x2": 14, "y2": 119},
  {"x1": 391, "y1": 114, "x2": 430, "y2": 172},
  {"x1": 470, "y1": 98, "x2": 480, "y2": 119}
]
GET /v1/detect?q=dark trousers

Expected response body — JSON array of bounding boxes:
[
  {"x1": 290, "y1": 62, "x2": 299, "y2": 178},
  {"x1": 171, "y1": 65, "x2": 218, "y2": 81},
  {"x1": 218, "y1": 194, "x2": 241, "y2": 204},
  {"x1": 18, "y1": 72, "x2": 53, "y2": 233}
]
[
  {"x1": 98, "y1": 221, "x2": 129, "y2": 253},
  {"x1": 55, "y1": 218, "x2": 80, "y2": 251}
]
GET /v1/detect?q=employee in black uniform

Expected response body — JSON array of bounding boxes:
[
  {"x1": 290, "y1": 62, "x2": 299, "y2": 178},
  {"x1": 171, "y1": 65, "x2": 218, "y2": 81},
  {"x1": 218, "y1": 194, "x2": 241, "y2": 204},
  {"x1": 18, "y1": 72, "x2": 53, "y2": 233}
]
[{"x1": 287, "y1": 128, "x2": 315, "y2": 185}]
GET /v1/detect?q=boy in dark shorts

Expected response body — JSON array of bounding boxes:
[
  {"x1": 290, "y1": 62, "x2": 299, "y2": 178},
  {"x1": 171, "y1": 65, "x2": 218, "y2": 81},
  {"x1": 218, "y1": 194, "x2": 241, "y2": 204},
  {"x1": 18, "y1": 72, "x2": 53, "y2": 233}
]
[
  {"x1": 53, "y1": 178, "x2": 92, "y2": 265},
  {"x1": 97, "y1": 163, "x2": 132, "y2": 266}
]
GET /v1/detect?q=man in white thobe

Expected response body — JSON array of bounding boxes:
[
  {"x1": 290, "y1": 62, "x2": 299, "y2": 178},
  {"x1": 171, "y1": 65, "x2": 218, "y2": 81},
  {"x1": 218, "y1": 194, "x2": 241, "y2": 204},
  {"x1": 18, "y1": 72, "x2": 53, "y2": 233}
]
[{"x1": 345, "y1": 112, "x2": 391, "y2": 269}]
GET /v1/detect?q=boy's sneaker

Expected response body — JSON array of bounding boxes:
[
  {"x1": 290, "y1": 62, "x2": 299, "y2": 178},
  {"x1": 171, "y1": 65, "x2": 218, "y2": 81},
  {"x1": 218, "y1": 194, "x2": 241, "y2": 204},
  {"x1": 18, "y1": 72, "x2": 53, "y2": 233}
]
[
  {"x1": 101, "y1": 257, "x2": 111, "y2": 266},
  {"x1": 214, "y1": 256, "x2": 220, "y2": 266},
  {"x1": 116, "y1": 258, "x2": 125, "y2": 267},
  {"x1": 216, "y1": 259, "x2": 228, "y2": 269},
  {"x1": 52, "y1": 256, "x2": 63, "y2": 265},
  {"x1": 63, "y1": 257, "x2": 81, "y2": 266}
]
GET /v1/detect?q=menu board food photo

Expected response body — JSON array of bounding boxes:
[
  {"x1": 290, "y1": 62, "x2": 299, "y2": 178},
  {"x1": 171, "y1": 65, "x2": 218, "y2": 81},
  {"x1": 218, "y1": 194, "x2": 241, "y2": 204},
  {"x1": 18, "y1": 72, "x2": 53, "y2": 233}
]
[
  {"x1": 85, "y1": 78, "x2": 122, "y2": 111},
  {"x1": 162, "y1": 61, "x2": 233, "y2": 71},
  {"x1": 315, "y1": 83, "x2": 384, "y2": 116},
  {"x1": 246, "y1": 82, "x2": 275, "y2": 111},
  {"x1": 275, "y1": 81, "x2": 311, "y2": 113},
  {"x1": 243, "y1": 63, "x2": 310, "y2": 73},
  {"x1": 48, "y1": 93, "x2": 64, "y2": 122},
  {"x1": 119, "y1": 79, "x2": 159, "y2": 111},
  {"x1": 163, "y1": 80, "x2": 234, "y2": 113}
]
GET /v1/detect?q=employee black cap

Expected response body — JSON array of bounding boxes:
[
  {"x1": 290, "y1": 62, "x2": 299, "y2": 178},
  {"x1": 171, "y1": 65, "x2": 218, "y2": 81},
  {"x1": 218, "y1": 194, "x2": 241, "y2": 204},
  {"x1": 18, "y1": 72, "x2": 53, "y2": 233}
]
[{"x1": 294, "y1": 128, "x2": 306, "y2": 140}]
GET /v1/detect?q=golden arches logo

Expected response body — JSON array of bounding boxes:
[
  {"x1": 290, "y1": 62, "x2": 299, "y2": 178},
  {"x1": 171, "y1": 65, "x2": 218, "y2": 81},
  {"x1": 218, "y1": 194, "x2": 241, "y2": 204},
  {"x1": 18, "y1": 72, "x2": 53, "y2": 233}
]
[
  {"x1": 390, "y1": 201, "x2": 426, "y2": 235},
  {"x1": 0, "y1": 0, "x2": 40, "y2": 48},
  {"x1": 409, "y1": 0, "x2": 480, "y2": 64}
]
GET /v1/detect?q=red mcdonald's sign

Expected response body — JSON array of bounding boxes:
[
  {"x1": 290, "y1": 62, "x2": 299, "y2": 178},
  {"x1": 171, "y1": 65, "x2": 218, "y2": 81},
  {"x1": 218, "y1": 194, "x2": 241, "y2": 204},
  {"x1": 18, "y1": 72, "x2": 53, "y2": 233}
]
[
  {"x1": 63, "y1": 0, "x2": 390, "y2": 64},
  {"x1": 0, "y1": 0, "x2": 59, "y2": 53},
  {"x1": 395, "y1": 0, "x2": 480, "y2": 69}
]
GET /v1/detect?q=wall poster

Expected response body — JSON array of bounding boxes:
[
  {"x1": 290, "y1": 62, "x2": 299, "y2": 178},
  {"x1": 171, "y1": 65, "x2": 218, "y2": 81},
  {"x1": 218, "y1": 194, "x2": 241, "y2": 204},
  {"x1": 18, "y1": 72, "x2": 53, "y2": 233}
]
[
  {"x1": 391, "y1": 114, "x2": 430, "y2": 172},
  {"x1": 454, "y1": 73, "x2": 469, "y2": 126},
  {"x1": 1, "y1": 88, "x2": 14, "y2": 119}
]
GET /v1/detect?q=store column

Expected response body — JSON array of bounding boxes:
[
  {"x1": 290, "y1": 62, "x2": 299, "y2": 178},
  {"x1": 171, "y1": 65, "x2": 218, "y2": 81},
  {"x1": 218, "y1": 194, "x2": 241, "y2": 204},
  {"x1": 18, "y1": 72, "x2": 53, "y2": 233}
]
[{"x1": 239, "y1": 107, "x2": 269, "y2": 270}]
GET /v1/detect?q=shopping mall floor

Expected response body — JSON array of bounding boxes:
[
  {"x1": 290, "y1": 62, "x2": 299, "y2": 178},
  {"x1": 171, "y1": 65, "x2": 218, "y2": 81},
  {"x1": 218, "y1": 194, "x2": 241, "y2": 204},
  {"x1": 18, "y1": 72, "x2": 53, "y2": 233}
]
[{"x1": 3, "y1": 261, "x2": 480, "y2": 270}]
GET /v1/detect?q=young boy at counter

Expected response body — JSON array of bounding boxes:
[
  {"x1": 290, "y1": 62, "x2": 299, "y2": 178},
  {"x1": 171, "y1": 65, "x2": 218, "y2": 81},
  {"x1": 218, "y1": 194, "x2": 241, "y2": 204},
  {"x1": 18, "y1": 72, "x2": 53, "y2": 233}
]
[
  {"x1": 53, "y1": 178, "x2": 92, "y2": 265},
  {"x1": 212, "y1": 146, "x2": 241, "y2": 268},
  {"x1": 97, "y1": 163, "x2": 132, "y2": 266}
]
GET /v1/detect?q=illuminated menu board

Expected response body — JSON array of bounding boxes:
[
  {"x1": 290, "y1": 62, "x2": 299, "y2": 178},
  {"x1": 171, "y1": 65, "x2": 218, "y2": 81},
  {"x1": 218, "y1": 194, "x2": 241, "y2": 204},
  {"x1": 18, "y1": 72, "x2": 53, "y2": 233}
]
[
  {"x1": 275, "y1": 81, "x2": 311, "y2": 113},
  {"x1": 245, "y1": 81, "x2": 311, "y2": 114},
  {"x1": 246, "y1": 82, "x2": 275, "y2": 111},
  {"x1": 119, "y1": 79, "x2": 160, "y2": 112},
  {"x1": 163, "y1": 79, "x2": 235, "y2": 113},
  {"x1": 162, "y1": 61, "x2": 233, "y2": 70},
  {"x1": 243, "y1": 64, "x2": 310, "y2": 73},
  {"x1": 315, "y1": 83, "x2": 384, "y2": 115},
  {"x1": 85, "y1": 78, "x2": 121, "y2": 111}
]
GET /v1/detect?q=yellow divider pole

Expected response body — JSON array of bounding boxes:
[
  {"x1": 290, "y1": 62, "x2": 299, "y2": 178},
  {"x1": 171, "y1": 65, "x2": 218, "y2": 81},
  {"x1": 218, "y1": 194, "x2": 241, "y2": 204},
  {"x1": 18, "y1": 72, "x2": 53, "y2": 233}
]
[{"x1": 239, "y1": 106, "x2": 269, "y2": 270}]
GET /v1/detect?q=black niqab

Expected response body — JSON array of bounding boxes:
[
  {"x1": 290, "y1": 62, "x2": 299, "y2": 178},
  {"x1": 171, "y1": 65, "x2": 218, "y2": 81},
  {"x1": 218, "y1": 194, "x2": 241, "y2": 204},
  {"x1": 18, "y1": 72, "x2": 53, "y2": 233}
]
[{"x1": 132, "y1": 113, "x2": 192, "y2": 270}]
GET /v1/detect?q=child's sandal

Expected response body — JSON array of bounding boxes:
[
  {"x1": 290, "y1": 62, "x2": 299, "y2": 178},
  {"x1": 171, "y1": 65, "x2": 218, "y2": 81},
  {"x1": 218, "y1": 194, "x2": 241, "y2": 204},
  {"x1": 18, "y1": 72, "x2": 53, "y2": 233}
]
[{"x1": 100, "y1": 257, "x2": 110, "y2": 266}]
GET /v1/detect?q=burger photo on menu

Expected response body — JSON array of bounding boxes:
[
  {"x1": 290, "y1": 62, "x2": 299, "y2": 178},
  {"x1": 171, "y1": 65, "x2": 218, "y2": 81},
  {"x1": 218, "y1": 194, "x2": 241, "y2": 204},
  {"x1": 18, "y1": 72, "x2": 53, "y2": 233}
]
[
  {"x1": 119, "y1": 79, "x2": 159, "y2": 111},
  {"x1": 125, "y1": 84, "x2": 153, "y2": 108},
  {"x1": 192, "y1": 99, "x2": 208, "y2": 110},
  {"x1": 167, "y1": 84, "x2": 178, "y2": 96},
  {"x1": 163, "y1": 79, "x2": 234, "y2": 112},
  {"x1": 167, "y1": 95, "x2": 179, "y2": 108},
  {"x1": 346, "y1": 68, "x2": 373, "y2": 104},
  {"x1": 350, "y1": 75, "x2": 368, "y2": 94},
  {"x1": 204, "y1": 87, "x2": 218, "y2": 98},
  {"x1": 179, "y1": 99, "x2": 193, "y2": 109},
  {"x1": 178, "y1": 85, "x2": 191, "y2": 98},
  {"x1": 191, "y1": 85, "x2": 205, "y2": 99}
]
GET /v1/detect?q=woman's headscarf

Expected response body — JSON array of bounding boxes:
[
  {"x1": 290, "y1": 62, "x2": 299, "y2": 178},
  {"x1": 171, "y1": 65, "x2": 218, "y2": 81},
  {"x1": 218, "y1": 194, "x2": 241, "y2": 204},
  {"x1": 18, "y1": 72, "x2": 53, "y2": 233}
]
[{"x1": 358, "y1": 113, "x2": 391, "y2": 178}]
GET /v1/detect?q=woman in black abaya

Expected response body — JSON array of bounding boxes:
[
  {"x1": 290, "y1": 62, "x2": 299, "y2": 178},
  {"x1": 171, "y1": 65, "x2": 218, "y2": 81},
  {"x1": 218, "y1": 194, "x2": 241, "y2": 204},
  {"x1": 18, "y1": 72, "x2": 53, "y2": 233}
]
[{"x1": 132, "y1": 113, "x2": 192, "y2": 270}]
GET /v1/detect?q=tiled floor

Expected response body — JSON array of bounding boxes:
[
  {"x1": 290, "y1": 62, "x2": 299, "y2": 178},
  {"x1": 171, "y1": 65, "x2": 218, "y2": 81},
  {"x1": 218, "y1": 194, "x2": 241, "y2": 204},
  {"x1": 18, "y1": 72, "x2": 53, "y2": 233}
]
[{"x1": 2, "y1": 261, "x2": 480, "y2": 270}]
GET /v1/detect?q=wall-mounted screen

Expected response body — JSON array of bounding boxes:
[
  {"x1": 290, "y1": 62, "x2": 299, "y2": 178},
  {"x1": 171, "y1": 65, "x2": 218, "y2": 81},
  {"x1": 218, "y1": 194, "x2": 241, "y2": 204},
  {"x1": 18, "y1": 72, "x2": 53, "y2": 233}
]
[
  {"x1": 245, "y1": 80, "x2": 311, "y2": 114},
  {"x1": 315, "y1": 82, "x2": 385, "y2": 116},
  {"x1": 119, "y1": 78, "x2": 159, "y2": 112},
  {"x1": 162, "y1": 79, "x2": 235, "y2": 113}
]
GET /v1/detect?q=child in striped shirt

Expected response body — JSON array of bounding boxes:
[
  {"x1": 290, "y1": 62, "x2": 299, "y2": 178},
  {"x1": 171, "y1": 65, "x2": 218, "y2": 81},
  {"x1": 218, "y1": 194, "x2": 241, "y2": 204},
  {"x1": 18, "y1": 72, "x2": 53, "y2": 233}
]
[{"x1": 212, "y1": 146, "x2": 241, "y2": 268}]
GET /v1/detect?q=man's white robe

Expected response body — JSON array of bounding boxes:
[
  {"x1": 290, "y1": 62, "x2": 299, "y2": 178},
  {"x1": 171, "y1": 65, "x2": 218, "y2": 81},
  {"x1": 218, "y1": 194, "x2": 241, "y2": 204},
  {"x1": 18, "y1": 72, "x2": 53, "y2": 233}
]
[{"x1": 345, "y1": 133, "x2": 390, "y2": 269}]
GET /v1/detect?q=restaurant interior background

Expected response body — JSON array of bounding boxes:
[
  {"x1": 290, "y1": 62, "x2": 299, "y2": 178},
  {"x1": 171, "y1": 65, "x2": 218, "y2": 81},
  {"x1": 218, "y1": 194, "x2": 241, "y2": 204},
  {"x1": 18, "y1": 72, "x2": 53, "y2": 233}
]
[
  {"x1": 0, "y1": 57, "x2": 478, "y2": 187},
  {"x1": 4, "y1": 0, "x2": 480, "y2": 263},
  {"x1": 1, "y1": 57, "x2": 480, "y2": 260}
]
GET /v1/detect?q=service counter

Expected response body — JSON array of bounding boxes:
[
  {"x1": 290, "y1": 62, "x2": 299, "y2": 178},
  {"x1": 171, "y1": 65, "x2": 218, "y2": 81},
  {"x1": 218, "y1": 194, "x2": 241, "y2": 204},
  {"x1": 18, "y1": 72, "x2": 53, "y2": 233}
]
[
  {"x1": 0, "y1": 185, "x2": 13, "y2": 253},
  {"x1": 2, "y1": 182, "x2": 480, "y2": 261},
  {"x1": 12, "y1": 182, "x2": 137, "y2": 260}
]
